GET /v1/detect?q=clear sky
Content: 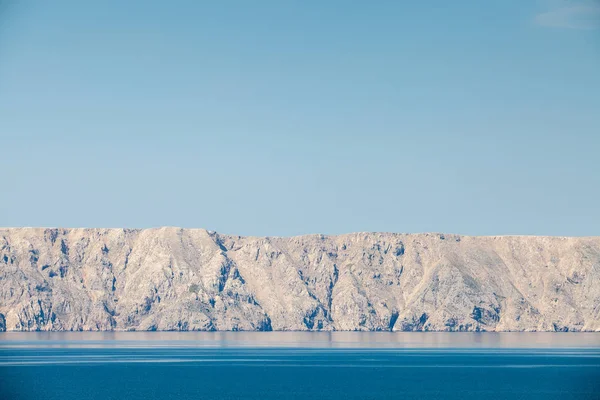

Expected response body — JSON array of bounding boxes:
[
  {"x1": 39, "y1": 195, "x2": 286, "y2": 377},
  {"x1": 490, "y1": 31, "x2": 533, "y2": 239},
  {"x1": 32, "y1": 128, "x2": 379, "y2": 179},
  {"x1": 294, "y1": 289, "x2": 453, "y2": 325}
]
[{"x1": 1, "y1": 1, "x2": 599, "y2": 236}]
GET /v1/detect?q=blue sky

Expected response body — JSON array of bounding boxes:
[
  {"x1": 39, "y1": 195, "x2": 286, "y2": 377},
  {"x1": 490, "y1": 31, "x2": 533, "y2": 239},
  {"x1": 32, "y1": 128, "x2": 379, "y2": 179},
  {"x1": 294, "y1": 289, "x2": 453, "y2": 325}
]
[{"x1": 1, "y1": 1, "x2": 599, "y2": 236}]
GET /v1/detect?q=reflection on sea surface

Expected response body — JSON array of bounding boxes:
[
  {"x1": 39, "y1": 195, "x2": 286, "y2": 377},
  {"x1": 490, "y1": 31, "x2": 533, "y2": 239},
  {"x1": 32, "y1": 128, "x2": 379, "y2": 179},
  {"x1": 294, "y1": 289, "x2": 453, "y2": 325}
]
[{"x1": 0, "y1": 331, "x2": 599, "y2": 348}]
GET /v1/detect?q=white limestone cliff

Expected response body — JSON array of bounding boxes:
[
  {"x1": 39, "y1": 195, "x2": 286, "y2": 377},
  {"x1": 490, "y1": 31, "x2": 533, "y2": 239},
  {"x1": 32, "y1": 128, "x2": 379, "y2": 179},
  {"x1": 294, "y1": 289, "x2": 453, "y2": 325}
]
[{"x1": 0, "y1": 228, "x2": 598, "y2": 332}]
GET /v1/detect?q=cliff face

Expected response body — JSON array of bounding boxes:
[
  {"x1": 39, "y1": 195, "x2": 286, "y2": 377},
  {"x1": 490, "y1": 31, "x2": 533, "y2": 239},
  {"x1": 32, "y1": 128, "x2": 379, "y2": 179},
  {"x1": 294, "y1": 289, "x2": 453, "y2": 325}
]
[{"x1": 0, "y1": 228, "x2": 598, "y2": 332}]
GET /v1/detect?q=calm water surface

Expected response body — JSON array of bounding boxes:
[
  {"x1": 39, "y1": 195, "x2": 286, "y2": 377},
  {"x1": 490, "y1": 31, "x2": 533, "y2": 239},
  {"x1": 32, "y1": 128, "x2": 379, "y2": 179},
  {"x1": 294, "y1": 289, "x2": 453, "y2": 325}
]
[{"x1": 1, "y1": 332, "x2": 599, "y2": 400}]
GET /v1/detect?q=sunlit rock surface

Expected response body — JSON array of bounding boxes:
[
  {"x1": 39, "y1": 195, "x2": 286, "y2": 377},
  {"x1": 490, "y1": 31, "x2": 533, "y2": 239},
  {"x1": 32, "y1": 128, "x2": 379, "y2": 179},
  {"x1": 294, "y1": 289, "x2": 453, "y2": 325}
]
[{"x1": 0, "y1": 228, "x2": 598, "y2": 332}]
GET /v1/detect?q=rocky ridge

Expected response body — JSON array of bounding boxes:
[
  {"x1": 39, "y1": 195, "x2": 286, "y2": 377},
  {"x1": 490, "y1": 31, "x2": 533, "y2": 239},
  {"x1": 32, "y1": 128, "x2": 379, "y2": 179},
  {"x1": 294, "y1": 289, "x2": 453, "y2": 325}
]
[{"x1": 0, "y1": 228, "x2": 598, "y2": 332}]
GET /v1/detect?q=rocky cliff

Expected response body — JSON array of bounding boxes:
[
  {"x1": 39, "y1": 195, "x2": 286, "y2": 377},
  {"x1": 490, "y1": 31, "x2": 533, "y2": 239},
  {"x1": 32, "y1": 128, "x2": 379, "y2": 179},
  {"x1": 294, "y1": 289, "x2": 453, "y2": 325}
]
[{"x1": 0, "y1": 228, "x2": 598, "y2": 332}]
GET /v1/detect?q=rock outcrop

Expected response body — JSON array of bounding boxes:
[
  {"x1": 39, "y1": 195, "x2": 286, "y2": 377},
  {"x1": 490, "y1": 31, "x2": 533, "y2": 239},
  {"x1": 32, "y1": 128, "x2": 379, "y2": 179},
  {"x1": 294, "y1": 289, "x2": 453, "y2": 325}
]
[{"x1": 0, "y1": 228, "x2": 598, "y2": 332}]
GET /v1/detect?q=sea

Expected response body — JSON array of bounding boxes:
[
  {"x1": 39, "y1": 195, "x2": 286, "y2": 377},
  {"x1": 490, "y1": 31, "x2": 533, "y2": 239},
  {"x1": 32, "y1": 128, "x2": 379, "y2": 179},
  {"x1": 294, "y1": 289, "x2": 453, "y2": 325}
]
[{"x1": 0, "y1": 332, "x2": 599, "y2": 400}]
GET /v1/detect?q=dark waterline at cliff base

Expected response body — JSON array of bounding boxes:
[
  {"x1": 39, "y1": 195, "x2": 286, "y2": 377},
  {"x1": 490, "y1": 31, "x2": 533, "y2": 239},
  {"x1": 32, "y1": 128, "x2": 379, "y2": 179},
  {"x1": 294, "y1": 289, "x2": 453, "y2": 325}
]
[{"x1": 1, "y1": 332, "x2": 599, "y2": 400}]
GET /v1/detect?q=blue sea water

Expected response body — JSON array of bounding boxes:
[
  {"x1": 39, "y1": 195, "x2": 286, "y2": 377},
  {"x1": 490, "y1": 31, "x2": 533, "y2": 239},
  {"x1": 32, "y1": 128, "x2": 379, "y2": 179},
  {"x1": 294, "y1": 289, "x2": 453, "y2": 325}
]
[{"x1": 0, "y1": 332, "x2": 599, "y2": 400}]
